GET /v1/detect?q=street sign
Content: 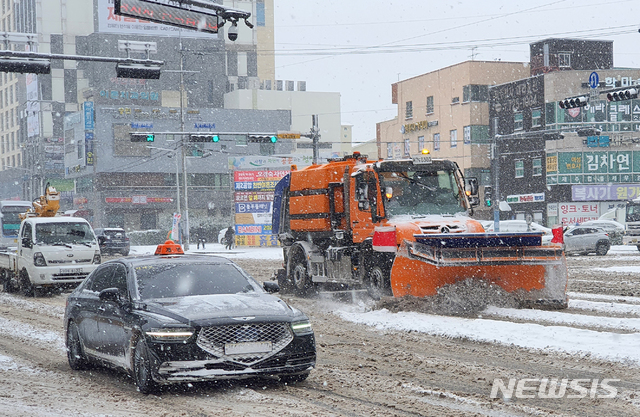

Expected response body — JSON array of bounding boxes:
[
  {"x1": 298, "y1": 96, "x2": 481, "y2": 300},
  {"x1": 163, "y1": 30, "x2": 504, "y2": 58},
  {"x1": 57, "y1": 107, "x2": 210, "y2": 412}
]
[
  {"x1": 589, "y1": 71, "x2": 599, "y2": 89},
  {"x1": 277, "y1": 132, "x2": 301, "y2": 139}
]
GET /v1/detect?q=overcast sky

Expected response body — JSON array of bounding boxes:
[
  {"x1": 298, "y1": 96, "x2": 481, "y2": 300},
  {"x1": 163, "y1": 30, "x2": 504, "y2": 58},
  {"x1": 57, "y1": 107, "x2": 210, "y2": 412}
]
[{"x1": 273, "y1": 0, "x2": 640, "y2": 143}]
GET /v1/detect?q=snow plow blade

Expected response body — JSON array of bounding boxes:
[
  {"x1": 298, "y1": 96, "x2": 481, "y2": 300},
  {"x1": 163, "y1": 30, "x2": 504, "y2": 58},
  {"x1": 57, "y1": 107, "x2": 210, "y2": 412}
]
[{"x1": 389, "y1": 232, "x2": 568, "y2": 309}]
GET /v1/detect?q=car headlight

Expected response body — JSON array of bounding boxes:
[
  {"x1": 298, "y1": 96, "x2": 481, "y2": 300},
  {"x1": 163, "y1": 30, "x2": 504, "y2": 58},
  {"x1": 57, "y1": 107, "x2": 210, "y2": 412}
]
[
  {"x1": 33, "y1": 252, "x2": 47, "y2": 267},
  {"x1": 291, "y1": 320, "x2": 313, "y2": 336},
  {"x1": 145, "y1": 327, "x2": 195, "y2": 342},
  {"x1": 92, "y1": 251, "x2": 101, "y2": 264}
]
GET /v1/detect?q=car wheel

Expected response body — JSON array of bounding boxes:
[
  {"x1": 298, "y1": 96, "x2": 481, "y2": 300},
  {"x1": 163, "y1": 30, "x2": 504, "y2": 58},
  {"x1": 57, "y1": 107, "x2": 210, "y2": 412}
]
[
  {"x1": 66, "y1": 321, "x2": 89, "y2": 370},
  {"x1": 291, "y1": 259, "x2": 313, "y2": 296},
  {"x1": 596, "y1": 242, "x2": 609, "y2": 256},
  {"x1": 133, "y1": 338, "x2": 159, "y2": 394},
  {"x1": 280, "y1": 372, "x2": 310, "y2": 384},
  {"x1": 366, "y1": 264, "x2": 392, "y2": 300},
  {"x1": 19, "y1": 269, "x2": 35, "y2": 297}
]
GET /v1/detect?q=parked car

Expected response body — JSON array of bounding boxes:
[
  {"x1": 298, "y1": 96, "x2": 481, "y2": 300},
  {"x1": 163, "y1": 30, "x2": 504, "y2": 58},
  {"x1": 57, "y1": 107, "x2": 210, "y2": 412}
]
[
  {"x1": 578, "y1": 220, "x2": 625, "y2": 245},
  {"x1": 94, "y1": 227, "x2": 130, "y2": 256},
  {"x1": 564, "y1": 226, "x2": 610, "y2": 256},
  {"x1": 64, "y1": 253, "x2": 316, "y2": 394}
]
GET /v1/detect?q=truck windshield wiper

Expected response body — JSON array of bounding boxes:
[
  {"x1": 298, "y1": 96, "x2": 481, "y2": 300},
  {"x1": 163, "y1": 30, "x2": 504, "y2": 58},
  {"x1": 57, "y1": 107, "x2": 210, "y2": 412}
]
[
  {"x1": 398, "y1": 173, "x2": 437, "y2": 192},
  {"x1": 52, "y1": 242, "x2": 73, "y2": 248}
]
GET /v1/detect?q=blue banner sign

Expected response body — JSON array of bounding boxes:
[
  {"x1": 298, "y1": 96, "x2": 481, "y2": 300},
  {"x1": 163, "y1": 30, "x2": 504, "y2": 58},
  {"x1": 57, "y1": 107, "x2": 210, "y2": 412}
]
[
  {"x1": 84, "y1": 101, "x2": 94, "y2": 130},
  {"x1": 236, "y1": 202, "x2": 271, "y2": 214}
]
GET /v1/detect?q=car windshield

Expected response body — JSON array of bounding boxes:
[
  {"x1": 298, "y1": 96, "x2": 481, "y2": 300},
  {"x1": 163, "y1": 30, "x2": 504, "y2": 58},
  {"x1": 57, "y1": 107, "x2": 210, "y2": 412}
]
[
  {"x1": 134, "y1": 263, "x2": 259, "y2": 300},
  {"x1": 379, "y1": 168, "x2": 465, "y2": 217},
  {"x1": 35, "y1": 222, "x2": 96, "y2": 245}
]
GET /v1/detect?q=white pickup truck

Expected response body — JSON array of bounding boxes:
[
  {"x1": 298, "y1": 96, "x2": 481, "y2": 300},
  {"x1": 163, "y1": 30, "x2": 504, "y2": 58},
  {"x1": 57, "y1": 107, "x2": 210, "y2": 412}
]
[{"x1": 0, "y1": 216, "x2": 101, "y2": 296}]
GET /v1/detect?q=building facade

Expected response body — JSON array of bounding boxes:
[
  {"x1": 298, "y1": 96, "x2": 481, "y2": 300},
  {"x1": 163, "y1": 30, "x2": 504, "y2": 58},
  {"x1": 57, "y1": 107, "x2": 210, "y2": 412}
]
[
  {"x1": 489, "y1": 39, "x2": 640, "y2": 226},
  {"x1": 0, "y1": 0, "x2": 345, "y2": 243},
  {"x1": 376, "y1": 60, "x2": 530, "y2": 217}
]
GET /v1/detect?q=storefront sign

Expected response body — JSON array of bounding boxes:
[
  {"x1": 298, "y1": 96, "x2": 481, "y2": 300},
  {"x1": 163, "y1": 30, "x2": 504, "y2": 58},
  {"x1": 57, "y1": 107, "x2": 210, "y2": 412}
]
[
  {"x1": 105, "y1": 197, "x2": 173, "y2": 203},
  {"x1": 557, "y1": 202, "x2": 599, "y2": 225},
  {"x1": 234, "y1": 191, "x2": 274, "y2": 202},
  {"x1": 572, "y1": 184, "x2": 640, "y2": 201},
  {"x1": 505, "y1": 193, "x2": 545, "y2": 203}
]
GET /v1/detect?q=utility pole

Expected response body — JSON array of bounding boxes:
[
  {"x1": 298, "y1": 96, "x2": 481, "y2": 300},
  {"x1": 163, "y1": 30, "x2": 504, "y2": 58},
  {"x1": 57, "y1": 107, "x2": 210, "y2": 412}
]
[
  {"x1": 179, "y1": 31, "x2": 190, "y2": 251},
  {"x1": 311, "y1": 114, "x2": 320, "y2": 165}
]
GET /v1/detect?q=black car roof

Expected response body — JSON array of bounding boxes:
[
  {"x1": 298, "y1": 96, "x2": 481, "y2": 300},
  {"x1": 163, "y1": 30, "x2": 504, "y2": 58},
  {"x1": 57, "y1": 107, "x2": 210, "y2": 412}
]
[{"x1": 103, "y1": 254, "x2": 234, "y2": 267}]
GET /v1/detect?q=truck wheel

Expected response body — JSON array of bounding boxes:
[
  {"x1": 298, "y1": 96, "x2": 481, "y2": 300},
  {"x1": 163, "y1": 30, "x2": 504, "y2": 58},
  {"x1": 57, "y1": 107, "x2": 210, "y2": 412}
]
[
  {"x1": 1, "y1": 270, "x2": 18, "y2": 293},
  {"x1": 596, "y1": 242, "x2": 609, "y2": 256},
  {"x1": 291, "y1": 261, "x2": 313, "y2": 296},
  {"x1": 366, "y1": 265, "x2": 392, "y2": 300},
  {"x1": 19, "y1": 269, "x2": 35, "y2": 297}
]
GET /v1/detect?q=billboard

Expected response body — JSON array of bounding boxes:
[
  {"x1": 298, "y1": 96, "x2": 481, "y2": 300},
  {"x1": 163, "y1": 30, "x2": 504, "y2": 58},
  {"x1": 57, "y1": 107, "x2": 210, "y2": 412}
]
[
  {"x1": 233, "y1": 170, "x2": 288, "y2": 247},
  {"x1": 99, "y1": 0, "x2": 219, "y2": 38}
]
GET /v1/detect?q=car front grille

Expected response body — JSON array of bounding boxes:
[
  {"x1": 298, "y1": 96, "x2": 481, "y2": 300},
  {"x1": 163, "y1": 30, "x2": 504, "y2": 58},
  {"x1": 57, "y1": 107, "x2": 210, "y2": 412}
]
[{"x1": 196, "y1": 322, "x2": 294, "y2": 365}]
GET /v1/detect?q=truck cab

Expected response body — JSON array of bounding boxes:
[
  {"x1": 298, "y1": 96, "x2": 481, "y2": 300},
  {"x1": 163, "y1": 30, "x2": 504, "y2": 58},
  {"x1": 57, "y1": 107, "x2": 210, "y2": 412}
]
[{"x1": 12, "y1": 217, "x2": 101, "y2": 295}]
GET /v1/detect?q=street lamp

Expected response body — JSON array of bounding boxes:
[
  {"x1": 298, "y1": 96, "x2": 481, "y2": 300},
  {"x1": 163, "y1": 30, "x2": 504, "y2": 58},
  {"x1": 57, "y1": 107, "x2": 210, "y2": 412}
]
[{"x1": 147, "y1": 145, "x2": 181, "y2": 244}]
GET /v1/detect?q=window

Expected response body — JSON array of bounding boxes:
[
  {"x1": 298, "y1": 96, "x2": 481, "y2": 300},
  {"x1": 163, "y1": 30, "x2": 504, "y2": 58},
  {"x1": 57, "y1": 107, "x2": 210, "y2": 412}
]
[
  {"x1": 77, "y1": 140, "x2": 83, "y2": 159},
  {"x1": 418, "y1": 136, "x2": 424, "y2": 151},
  {"x1": 426, "y1": 96, "x2": 434, "y2": 114},
  {"x1": 463, "y1": 126, "x2": 471, "y2": 145},
  {"x1": 404, "y1": 138, "x2": 410, "y2": 156},
  {"x1": 259, "y1": 142, "x2": 275, "y2": 156},
  {"x1": 532, "y1": 108, "x2": 542, "y2": 128},
  {"x1": 558, "y1": 52, "x2": 571, "y2": 68},
  {"x1": 533, "y1": 158, "x2": 542, "y2": 176},
  {"x1": 387, "y1": 143, "x2": 393, "y2": 158},
  {"x1": 256, "y1": 0, "x2": 265, "y2": 26},
  {"x1": 433, "y1": 133, "x2": 440, "y2": 151},
  {"x1": 11, "y1": 131, "x2": 14, "y2": 150},
  {"x1": 514, "y1": 112, "x2": 523, "y2": 131},
  {"x1": 515, "y1": 160, "x2": 524, "y2": 178},
  {"x1": 405, "y1": 101, "x2": 413, "y2": 119},
  {"x1": 450, "y1": 129, "x2": 457, "y2": 148},
  {"x1": 462, "y1": 85, "x2": 489, "y2": 103},
  {"x1": 451, "y1": 96, "x2": 460, "y2": 104}
]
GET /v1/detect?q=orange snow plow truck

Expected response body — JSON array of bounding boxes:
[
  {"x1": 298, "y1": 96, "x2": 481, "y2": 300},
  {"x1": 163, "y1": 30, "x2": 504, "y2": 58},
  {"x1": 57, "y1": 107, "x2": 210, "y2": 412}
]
[{"x1": 272, "y1": 153, "x2": 567, "y2": 308}]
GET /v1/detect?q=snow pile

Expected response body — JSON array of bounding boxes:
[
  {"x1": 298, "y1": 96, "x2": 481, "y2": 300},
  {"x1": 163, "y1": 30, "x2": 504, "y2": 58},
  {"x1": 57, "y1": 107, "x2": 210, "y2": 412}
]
[
  {"x1": 335, "y1": 304, "x2": 640, "y2": 366},
  {"x1": 376, "y1": 279, "x2": 518, "y2": 316}
]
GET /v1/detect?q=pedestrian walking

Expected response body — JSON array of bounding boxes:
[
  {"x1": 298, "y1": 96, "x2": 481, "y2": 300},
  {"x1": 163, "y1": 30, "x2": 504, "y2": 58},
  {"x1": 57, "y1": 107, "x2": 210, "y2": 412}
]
[{"x1": 224, "y1": 226, "x2": 235, "y2": 250}]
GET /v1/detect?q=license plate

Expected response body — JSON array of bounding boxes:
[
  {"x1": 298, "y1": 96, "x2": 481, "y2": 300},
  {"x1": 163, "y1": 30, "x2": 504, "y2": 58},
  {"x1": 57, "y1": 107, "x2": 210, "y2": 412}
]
[
  {"x1": 224, "y1": 341, "x2": 272, "y2": 355},
  {"x1": 412, "y1": 155, "x2": 432, "y2": 165},
  {"x1": 60, "y1": 267, "x2": 83, "y2": 274}
]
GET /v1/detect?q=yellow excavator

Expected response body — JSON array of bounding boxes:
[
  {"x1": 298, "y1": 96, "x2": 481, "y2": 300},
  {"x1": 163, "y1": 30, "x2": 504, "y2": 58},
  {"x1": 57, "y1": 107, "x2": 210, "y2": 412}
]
[{"x1": 19, "y1": 183, "x2": 61, "y2": 220}]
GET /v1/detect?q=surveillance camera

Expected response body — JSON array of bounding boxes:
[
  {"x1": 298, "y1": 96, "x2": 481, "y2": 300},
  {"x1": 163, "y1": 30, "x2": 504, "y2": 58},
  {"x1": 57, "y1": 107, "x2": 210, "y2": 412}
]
[{"x1": 227, "y1": 24, "x2": 238, "y2": 41}]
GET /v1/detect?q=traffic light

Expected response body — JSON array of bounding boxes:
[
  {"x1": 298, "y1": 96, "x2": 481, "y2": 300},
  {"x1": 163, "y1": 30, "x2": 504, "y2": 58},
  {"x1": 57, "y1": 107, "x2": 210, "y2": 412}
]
[
  {"x1": 248, "y1": 134, "x2": 278, "y2": 143},
  {"x1": 558, "y1": 96, "x2": 588, "y2": 109},
  {"x1": 189, "y1": 134, "x2": 218, "y2": 142},
  {"x1": 606, "y1": 88, "x2": 638, "y2": 102},
  {"x1": 116, "y1": 63, "x2": 161, "y2": 80},
  {"x1": 0, "y1": 58, "x2": 51, "y2": 74},
  {"x1": 484, "y1": 186, "x2": 492, "y2": 208},
  {"x1": 130, "y1": 133, "x2": 155, "y2": 142}
]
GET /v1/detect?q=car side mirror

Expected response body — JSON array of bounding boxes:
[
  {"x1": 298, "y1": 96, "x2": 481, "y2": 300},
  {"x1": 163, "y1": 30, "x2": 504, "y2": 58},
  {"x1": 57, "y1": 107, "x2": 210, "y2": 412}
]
[
  {"x1": 99, "y1": 287, "x2": 121, "y2": 303},
  {"x1": 21, "y1": 237, "x2": 32, "y2": 248},
  {"x1": 263, "y1": 281, "x2": 280, "y2": 293},
  {"x1": 98, "y1": 236, "x2": 105, "y2": 244}
]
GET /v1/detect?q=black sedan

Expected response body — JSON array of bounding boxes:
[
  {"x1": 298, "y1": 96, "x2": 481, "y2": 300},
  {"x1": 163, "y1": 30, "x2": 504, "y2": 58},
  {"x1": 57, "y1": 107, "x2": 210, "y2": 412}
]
[{"x1": 64, "y1": 253, "x2": 316, "y2": 394}]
